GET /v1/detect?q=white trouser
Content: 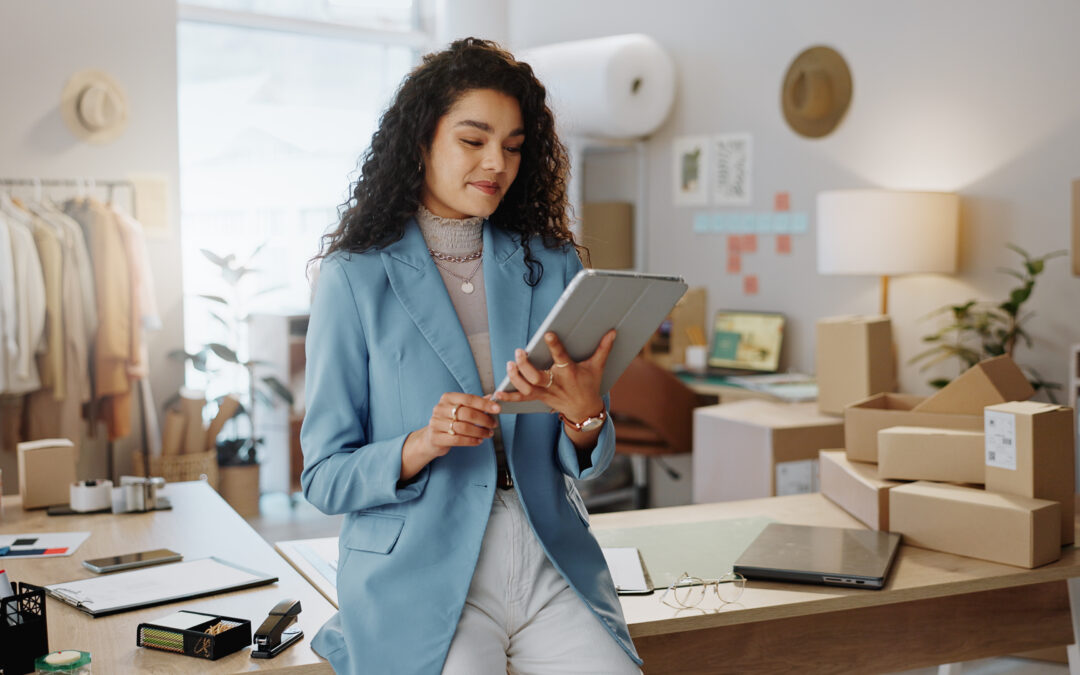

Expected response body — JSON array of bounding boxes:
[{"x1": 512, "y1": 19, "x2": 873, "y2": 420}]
[{"x1": 442, "y1": 488, "x2": 640, "y2": 675}]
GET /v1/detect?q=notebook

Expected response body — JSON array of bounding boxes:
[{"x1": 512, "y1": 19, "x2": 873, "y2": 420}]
[
  {"x1": 706, "y1": 310, "x2": 785, "y2": 376},
  {"x1": 46, "y1": 557, "x2": 277, "y2": 617},
  {"x1": 733, "y1": 523, "x2": 901, "y2": 590}
]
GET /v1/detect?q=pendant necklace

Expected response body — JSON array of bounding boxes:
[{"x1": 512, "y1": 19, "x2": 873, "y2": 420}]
[{"x1": 429, "y1": 253, "x2": 486, "y2": 293}]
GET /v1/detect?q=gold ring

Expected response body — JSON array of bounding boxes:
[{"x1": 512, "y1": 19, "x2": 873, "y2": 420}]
[
  {"x1": 553, "y1": 361, "x2": 570, "y2": 368},
  {"x1": 448, "y1": 421, "x2": 456, "y2": 436},
  {"x1": 544, "y1": 370, "x2": 554, "y2": 387},
  {"x1": 450, "y1": 404, "x2": 460, "y2": 421}
]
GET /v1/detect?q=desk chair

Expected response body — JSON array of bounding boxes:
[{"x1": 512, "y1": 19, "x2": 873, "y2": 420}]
[{"x1": 601, "y1": 355, "x2": 709, "y2": 509}]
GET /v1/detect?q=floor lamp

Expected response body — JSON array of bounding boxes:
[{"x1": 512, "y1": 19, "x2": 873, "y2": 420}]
[{"x1": 816, "y1": 190, "x2": 959, "y2": 315}]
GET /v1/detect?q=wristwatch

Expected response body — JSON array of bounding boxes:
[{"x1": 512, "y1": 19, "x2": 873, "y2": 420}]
[{"x1": 559, "y1": 409, "x2": 607, "y2": 432}]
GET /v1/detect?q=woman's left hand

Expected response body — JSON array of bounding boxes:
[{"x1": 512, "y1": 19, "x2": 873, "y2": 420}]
[{"x1": 493, "y1": 329, "x2": 615, "y2": 422}]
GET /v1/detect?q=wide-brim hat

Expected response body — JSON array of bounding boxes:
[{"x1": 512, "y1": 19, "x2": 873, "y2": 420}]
[
  {"x1": 781, "y1": 46, "x2": 852, "y2": 139},
  {"x1": 60, "y1": 69, "x2": 129, "y2": 145}
]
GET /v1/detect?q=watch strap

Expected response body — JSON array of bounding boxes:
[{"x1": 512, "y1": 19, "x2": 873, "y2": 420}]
[{"x1": 558, "y1": 409, "x2": 607, "y2": 431}]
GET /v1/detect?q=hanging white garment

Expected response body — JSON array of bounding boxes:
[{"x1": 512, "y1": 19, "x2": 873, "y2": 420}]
[
  {"x1": 0, "y1": 205, "x2": 46, "y2": 394},
  {"x1": 0, "y1": 212, "x2": 16, "y2": 391}
]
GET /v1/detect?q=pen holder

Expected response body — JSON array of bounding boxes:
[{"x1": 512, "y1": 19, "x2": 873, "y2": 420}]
[
  {"x1": 137, "y1": 612, "x2": 251, "y2": 660},
  {"x1": 0, "y1": 581, "x2": 50, "y2": 675}
]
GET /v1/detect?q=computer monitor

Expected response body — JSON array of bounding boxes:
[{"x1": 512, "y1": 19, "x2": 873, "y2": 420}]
[{"x1": 707, "y1": 311, "x2": 785, "y2": 373}]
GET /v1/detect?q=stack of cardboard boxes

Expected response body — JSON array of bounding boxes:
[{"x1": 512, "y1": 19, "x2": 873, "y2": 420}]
[{"x1": 819, "y1": 355, "x2": 1076, "y2": 568}]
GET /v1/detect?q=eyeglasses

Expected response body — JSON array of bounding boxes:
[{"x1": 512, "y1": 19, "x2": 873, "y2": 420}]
[{"x1": 660, "y1": 571, "x2": 746, "y2": 610}]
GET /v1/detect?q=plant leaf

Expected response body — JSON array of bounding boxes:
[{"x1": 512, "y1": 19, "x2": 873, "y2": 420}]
[
  {"x1": 198, "y1": 294, "x2": 229, "y2": 306},
  {"x1": 261, "y1": 376, "x2": 295, "y2": 405},
  {"x1": 207, "y1": 342, "x2": 239, "y2": 363},
  {"x1": 200, "y1": 248, "x2": 228, "y2": 268},
  {"x1": 928, "y1": 378, "x2": 951, "y2": 389}
]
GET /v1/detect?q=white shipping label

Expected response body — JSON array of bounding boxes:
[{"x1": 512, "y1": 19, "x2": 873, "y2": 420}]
[
  {"x1": 985, "y1": 410, "x2": 1017, "y2": 470},
  {"x1": 776, "y1": 459, "x2": 819, "y2": 496}
]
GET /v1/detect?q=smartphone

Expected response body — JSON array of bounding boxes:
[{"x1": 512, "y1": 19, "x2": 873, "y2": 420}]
[{"x1": 82, "y1": 548, "x2": 182, "y2": 573}]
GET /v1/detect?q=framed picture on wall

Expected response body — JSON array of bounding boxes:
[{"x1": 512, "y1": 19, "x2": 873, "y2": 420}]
[
  {"x1": 672, "y1": 135, "x2": 710, "y2": 206},
  {"x1": 713, "y1": 132, "x2": 752, "y2": 206}
]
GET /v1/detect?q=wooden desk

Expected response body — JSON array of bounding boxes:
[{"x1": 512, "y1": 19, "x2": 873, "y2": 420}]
[
  {"x1": 0, "y1": 482, "x2": 335, "y2": 673},
  {"x1": 591, "y1": 492, "x2": 1080, "y2": 674},
  {"x1": 672, "y1": 371, "x2": 772, "y2": 402}
]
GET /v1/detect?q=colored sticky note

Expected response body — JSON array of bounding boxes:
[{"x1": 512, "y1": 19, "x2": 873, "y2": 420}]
[
  {"x1": 693, "y1": 212, "x2": 711, "y2": 234},
  {"x1": 774, "y1": 192, "x2": 790, "y2": 211},
  {"x1": 742, "y1": 234, "x2": 757, "y2": 253},
  {"x1": 727, "y1": 252, "x2": 741, "y2": 274},
  {"x1": 791, "y1": 212, "x2": 809, "y2": 233},
  {"x1": 743, "y1": 275, "x2": 759, "y2": 295},
  {"x1": 777, "y1": 234, "x2": 792, "y2": 254},
  {"x1": 727, "y1": 234, "x2": 741, "y2": 253},
  {"x1": 755, "y1": 212, "x2": 773, "y2": 233},
  {"x1": 772, "y1": 212, "x2": 791, "y2": 233}
]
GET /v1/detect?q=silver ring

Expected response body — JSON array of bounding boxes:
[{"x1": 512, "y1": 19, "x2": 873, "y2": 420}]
[
  {"x1": 448, "y1": 421, "x2": 456, "y2": 436},
  {"x1": 553, "y1": 361, "x2": 570, "y2": 369},
  {"x1": 450, "y1": 404, "x2": 460, "y2": 421},
  {"x1": 544, "y1": 370, "x2": 554, "y2": 388}
]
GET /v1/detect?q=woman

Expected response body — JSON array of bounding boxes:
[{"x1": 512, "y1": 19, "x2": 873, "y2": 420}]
[{"x1": 301, "y1": 38, "x2": 642, "y2": 674}]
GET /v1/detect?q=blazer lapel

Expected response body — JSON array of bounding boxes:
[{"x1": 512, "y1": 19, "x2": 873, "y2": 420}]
[
  {"x1": 483, "y1": 224, "x2": 532, "y2": 457},
  {"x1": 382, "y1": 220, "x2": 483, "y2": 395}
]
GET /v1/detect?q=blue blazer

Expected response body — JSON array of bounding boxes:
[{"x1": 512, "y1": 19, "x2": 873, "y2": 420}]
[{"x1": 301, "y1": 220, "x2": 642, "y2": 674}]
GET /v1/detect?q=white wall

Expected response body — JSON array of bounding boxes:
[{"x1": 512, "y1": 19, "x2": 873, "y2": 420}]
[
  {"x1": 0, "y1": 0, "x2": 183, "y2": 487},
  {"x1": 509, "y1": 0, "x2": 1080, "y2": 398}
]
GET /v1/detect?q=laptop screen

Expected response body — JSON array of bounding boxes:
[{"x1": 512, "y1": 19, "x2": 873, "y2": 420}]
[{"x1": 708, "y1": 311, "x2": 785, "y2": 372}]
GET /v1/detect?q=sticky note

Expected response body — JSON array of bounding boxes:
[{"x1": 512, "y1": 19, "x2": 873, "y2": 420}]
[
  {"x1": 774, "y1": 192, "x2": 790, "y2": 211},
  {"x1": 791, "y1": 212, "x2": 809, "y2": 233},
  {"x1": 755, "y1": 212, "x2": 772, "y2": 233},
  {"x1": 772, "y1": 213, "x2": 791, "y2": 233},
  {"x1": 743, "y1": 275, "x2": 759, "y2": 295},
  {"x1": 727, "y1": 252, "x2": 741, "y2": 274},
  {"x1": 777, "y1": 234, "x2": 792, "y2": 254},
  {"x1": 727, "y1": 234, "x2": 741, "y2": 254},
  {"x1": 742, "y1": 234, "x2": 757, "y2": 254},
  {"x1": 693, "y1": 212, "x2": 711, "y2": 234}
]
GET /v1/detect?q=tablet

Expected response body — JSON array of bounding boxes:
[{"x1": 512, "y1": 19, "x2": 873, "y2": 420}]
[{"x1": 495, "y1": 269, "x2": 687, "y2": 414}]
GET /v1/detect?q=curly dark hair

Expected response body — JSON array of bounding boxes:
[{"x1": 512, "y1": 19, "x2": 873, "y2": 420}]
[{"x1": 316, "y1": 37, "x2": 584, "y2": 285}]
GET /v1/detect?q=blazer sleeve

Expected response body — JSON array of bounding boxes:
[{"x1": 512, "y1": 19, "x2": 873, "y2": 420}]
[
  {"x1": 553, "y1": 246, "x2": 616, "y2": 480},
  {"x1": 300, "y1": 257, "x2": 427, "y2": 514}
]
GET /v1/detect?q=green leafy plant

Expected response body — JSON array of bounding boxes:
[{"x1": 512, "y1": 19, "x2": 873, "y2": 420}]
[
  {"x1": 168, "y1": 245, "x2": 293, "y2": 465},
  {"x1": 909, "y1": 244, "x2": 1066, "y2": 401}
]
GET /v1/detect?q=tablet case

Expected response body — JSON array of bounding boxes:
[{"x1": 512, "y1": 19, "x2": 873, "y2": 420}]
[{"x1": 495, "y1": 269, "x2": 687, "y2": 414}]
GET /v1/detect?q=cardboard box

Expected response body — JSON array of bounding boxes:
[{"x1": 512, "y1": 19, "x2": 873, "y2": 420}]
[
  {"x1": 581, "y1": 202, "x2": 633, "y2": 270},
  {"x1": 913, "y1": 355, "x2": 1034, "y2": 415},
  {"x1": 984, "y1": 401, "x2": 1076, "y2": 545},
  {"x1": 693, "y1": 400, "x2": 843, "y2": 503},
  {"x1": 819, "y1": 450, "x2": 904, "y2": 530},
  {"x1": 17, "y1": 438, "x2": 76, "y2": 509},
  {"x1": 816, "y1": 315, "x2": 894, "y2": 415},
  {"x1": 890, "y1": 481, "x2": 1061, "y2": 568},
  {"x1": 878, "y1": 426, "x2": 985, "y2": 484},
  {"x1": 844, "y1": 393, "x2": 983, "y2": 463},
  {"x1": 218, "y1": 464, "x2": 260, "y2": 518}
]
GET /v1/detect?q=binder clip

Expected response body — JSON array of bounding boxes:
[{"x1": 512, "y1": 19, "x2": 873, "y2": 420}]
[{"x1": 251, "y1": 598, "x2": 303, "y2": 659}]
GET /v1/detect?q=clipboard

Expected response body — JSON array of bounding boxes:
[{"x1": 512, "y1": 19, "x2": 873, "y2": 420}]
[
  {"x1": 46, "y1": 557, "x2": 278, "y2": 617},
  {"x1": 495, "y1": 269, "x2": 687, "y2": 413}
]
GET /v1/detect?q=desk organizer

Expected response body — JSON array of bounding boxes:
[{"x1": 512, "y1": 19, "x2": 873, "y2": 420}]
[
  {"x1": 137, "y1": 611, "x2": 251, "y2": 660},
  {"x1": 0, "y1": 581, "x2": 50, "y2": 675}
]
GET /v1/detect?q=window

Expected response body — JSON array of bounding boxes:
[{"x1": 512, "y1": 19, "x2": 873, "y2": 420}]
[{"x1": 178, "y1": 8, "x2": 417, "y2": 398}]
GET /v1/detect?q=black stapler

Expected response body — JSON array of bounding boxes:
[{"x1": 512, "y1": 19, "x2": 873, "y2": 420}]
[{"x1": 252, "y1": 598, "x2": 304, "y2": 658}]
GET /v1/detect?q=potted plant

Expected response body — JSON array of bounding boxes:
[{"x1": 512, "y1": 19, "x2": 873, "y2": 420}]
[
  {"x1": 168, "y1": 245, "x2": 293, "y2": 516},
  {"x1": 909, "y1": 243, "x2": 1066, "y2": 401}
]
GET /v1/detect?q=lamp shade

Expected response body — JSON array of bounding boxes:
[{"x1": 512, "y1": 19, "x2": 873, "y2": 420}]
[{"x1": 817, "y1": 190, "x2": 959, "y2": 276}]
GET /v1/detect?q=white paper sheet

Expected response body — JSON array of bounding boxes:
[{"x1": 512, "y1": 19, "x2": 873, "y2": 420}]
[
  {"x1": 602, "y1": 547, "x2": 650, "y2": 594},
  {"x1": 0, "y1": 531, "x2": 89, "y2": 558}
]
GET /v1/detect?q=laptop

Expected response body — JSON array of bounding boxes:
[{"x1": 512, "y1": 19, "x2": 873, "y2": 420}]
[
  {"x1": 733, "y1": 523, "x2": 902, "y2": 590},
  {"x1": 706, "y1": 310, "x2": 785, "y2": 376}
]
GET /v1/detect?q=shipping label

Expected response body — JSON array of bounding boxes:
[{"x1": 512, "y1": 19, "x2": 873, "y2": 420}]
[{"x1": 985, "y1": 410, "x2": 1017, "y2": 470}]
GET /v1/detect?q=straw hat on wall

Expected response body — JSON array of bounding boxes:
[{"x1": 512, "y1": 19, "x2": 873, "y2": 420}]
[
  {"x1": 781, "y1": 46, "x2": 852, "y2": 139},
  {"x1": 60, "y1": 69, "x2": 129, "y2": 145}
]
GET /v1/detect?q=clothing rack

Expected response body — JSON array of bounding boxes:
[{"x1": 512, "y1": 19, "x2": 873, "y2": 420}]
[
  {"x1": 0, "y1": 178, "x2": 135, "y2": 212},
  {"x1": 1, "y1": 177, "x2": 147, "y2": 482}
]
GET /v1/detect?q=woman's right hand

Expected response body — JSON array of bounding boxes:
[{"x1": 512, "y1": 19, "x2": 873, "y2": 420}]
[{"x1": 400, "y1": 393, "x2": 501, "y2": 481}]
